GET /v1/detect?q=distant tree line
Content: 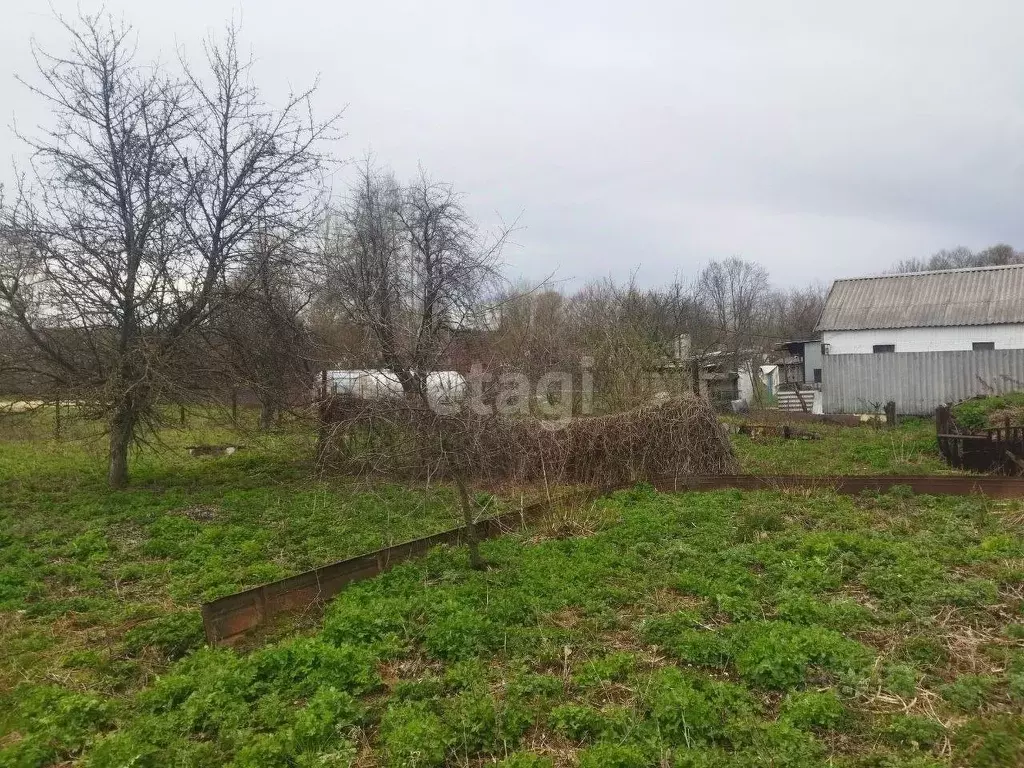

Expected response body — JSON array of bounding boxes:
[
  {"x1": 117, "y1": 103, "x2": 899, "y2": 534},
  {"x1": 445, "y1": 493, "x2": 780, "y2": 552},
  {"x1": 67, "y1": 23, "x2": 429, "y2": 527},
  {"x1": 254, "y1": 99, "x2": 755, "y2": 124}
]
[
  {"x1": 891, "y1": 244, "x2": 1023, "y2": 273},
  {"x1": 438, "y1": 259, "x2": 826, "y2": 413}
]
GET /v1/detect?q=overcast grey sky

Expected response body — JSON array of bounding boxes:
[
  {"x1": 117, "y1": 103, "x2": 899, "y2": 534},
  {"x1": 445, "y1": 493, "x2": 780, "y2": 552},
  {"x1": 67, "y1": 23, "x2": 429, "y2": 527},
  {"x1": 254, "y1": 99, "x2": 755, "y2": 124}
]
[{"x1": 3, "y1": 1, "x2": 1023, "y2": 287}]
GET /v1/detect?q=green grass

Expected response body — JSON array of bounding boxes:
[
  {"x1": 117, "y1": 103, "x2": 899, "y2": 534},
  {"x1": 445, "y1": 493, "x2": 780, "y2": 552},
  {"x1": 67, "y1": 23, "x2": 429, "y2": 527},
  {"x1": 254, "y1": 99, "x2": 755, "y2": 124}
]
[
  {"x1": 3, "y1": 408, "x2": 1020, "y2": 766},
  {"x1": 952, "y1": 393, "x2": 1024, "y2": 431},
  {"x1": 6, "y1": 469, "x2": 1023, "y2": 765},
  {"x1": 0, "y1": 407, "x2": 473, "y2": 760},
  {"x1": 730, "y1": 419, "x2": 955, "y2": 475}
]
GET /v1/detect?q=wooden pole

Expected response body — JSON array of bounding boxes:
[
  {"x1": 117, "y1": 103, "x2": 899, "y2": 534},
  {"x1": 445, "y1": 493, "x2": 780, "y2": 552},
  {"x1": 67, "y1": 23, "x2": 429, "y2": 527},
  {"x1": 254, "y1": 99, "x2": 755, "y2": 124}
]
[
  {"x1": 315, "y1": 370, "x2": 330, "y2": 462},
  {"x1": 884, "y1": 400, "x2": 897, "y2": 429},
  {"x1": 454, "y1": 469, "x2": 485, "y2": 570},
  {"x1": 54, "y1": 395, "x2": 61, "y2": 439}
]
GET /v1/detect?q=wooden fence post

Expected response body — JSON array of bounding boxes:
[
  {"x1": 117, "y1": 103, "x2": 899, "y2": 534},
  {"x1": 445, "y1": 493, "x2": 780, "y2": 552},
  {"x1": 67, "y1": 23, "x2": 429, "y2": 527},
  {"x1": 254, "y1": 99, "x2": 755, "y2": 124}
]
[{"x1": 884, "y1": 400, "x2": 897, "y2": 429}]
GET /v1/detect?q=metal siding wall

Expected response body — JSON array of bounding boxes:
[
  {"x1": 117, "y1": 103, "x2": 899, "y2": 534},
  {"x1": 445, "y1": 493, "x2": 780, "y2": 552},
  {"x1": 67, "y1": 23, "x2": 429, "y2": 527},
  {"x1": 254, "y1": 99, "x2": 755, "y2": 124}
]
[
  {"x1": 823, "y1": 350, "x2": 1024, "y2": 414},
  {"x1": 803, "y1": 342, "x2": 823, "y2": 383}
]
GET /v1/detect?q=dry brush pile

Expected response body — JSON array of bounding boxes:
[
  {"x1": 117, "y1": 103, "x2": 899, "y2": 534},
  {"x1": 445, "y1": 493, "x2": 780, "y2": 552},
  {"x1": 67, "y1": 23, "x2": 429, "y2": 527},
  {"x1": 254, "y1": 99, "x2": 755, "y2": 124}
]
[{"x1": 317, "y1": 393, "x2": 737, "y2": 487}]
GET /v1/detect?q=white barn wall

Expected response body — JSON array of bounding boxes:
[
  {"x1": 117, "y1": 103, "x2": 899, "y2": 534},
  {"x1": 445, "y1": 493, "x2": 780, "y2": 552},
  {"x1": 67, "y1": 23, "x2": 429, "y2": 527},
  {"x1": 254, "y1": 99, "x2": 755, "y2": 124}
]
[{"x1": 824, "y1": 324, "x2": 1024, "y2": 354}]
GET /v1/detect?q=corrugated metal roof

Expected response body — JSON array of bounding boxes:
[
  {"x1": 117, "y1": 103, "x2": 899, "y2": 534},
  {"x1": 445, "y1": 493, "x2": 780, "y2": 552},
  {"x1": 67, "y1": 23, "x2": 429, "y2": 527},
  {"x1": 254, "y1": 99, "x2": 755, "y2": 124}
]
[{"x1": 816, "y1": 264, "x2": 1024, "y2": 331}]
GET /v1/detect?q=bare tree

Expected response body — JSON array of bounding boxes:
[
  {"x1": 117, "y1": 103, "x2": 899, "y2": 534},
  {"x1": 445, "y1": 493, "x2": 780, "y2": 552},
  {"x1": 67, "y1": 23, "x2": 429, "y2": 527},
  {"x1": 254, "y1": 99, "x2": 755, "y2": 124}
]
[
  {"x1": 563, "y1": 277, "x2": 663, "y2": 411},
  {"x1": 696, "y1": 257, "x2": 772, "y2": 404},
  {"x1": 322, "y1": 159, "x2": 406, "y2": 378},
  {"x1": 210, "y1": 227, "x2": 316, "y2": 429},
  {"x1": 645, "y1": 273, "x2": 703, "y2": 349},
  {"x1": 770, "y1": 283, "x2": 827, "y2": 340},
  {"x1": 491, "y1": 285, "x2": 569, "y2": 383},
  {"x1": 398, "y1": 170, "x2": 507, "y2": 392},
  {"x1": 475, "y1": 264, "x2": 822, "y2": 409},
  {"x1": 486, "y1": 275, "x2": 681, "y2": 414},
  {"x1": 698, "y1": 258, "x2": 771, "y2": 350},
  {"x1": 0, "y1": 12, "x2": 336, "y2": 486},
  {"x1": 487, "y1": 273, "x2": 719, "y2": 409},
  {"x1": 323, "y1": 159, "x2": 509, "y2": 389},
  {"x1": 321, "y1": 159, "x2": 513, "y2": 568}
]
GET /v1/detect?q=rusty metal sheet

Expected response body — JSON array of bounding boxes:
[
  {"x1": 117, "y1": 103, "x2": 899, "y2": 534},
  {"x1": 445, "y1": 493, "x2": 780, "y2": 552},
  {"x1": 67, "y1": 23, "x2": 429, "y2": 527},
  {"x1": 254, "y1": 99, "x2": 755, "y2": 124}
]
[
  {"x1": 199, "y1": 493, "x2": 584, "y2": 645},
  {"x1": 652, "y1": 474, "x2": 1024, "y2": 498},
  {"x1": 200, "y1": 477, "x2": 1024, "y2": 646}
]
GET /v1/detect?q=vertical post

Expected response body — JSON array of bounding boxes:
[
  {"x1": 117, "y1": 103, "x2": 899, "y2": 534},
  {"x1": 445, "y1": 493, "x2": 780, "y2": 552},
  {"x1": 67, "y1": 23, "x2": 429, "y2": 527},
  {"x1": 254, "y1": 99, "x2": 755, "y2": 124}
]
[
  {"x1": 454, "y1": 470, "x2": 485, "y2": 570},
  {"x1": 936, "y1": 405, "x2": 951, "y2": 464},
  {"x1": 54, "y1": 395, "x2": 61, "y2": 439},
  {"x1": 231, "y1": 388, "x2": 238, "y2": 424},
  {"x1": 885, "y1": 401, "x2": 897, "y2": 429},
  {"x1": 316, "y1": 370, "x2": 330, "y2": 463},
  {"x1": 179, "y1": 405, "x2": 186, "y2": 426}
]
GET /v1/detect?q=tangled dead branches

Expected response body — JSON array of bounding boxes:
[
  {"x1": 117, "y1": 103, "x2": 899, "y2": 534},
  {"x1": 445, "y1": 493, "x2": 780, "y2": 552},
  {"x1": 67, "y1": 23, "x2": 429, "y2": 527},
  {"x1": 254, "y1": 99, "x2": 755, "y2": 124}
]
[{"x1": 317, "y1": 394, "x2": 737, "y2": 487}]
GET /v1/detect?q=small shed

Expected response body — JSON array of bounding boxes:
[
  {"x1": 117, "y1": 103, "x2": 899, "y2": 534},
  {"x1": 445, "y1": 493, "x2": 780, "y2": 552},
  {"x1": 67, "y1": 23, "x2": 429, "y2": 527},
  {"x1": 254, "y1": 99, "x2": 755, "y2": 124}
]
[{"x1": 774, "y1": 339, "x2": 824, "y2": 387}]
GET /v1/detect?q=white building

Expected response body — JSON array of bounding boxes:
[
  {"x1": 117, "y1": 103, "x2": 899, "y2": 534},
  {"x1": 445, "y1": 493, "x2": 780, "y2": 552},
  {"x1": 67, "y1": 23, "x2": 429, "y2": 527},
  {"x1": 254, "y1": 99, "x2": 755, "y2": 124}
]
[
  {"x1": 817, "y1": 264, "x2": 1024, "y2": 354},
  {"x1": 815, "y1": 264, "x2": 1024, "y2": 414}
]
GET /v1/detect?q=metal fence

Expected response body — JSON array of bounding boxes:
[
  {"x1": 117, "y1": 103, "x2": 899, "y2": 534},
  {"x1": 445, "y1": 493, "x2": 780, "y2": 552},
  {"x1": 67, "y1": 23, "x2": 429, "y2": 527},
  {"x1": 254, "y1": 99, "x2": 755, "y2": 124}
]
[{"x1": 823, "y1": 349, "x2": 1024, "y2": 415}]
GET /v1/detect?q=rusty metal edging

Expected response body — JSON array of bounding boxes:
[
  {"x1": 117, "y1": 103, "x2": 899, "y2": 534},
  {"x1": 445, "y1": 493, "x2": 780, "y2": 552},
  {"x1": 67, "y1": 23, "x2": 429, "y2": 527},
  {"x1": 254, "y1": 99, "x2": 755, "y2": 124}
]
[
  {"x1": 200, "y1": 474, "x2": 1024, "y2": 646},
  {"x1": 200, "y1": 488, "x2": 600, "y2": 646},
  {"x1": 651, "y1": 474, "x2": 1024, "y2": 498}
]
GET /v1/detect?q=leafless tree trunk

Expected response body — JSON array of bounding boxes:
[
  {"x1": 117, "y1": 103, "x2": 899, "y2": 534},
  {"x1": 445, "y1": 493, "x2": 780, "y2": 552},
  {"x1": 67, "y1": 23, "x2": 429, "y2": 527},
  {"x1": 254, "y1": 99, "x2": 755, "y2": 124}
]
[
  {"x1": 0, "y1": 12, "x2": 336, "y2": 486},
  {"x1": 447, "y1": 439, "x2": 485, "y2": 570}
]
